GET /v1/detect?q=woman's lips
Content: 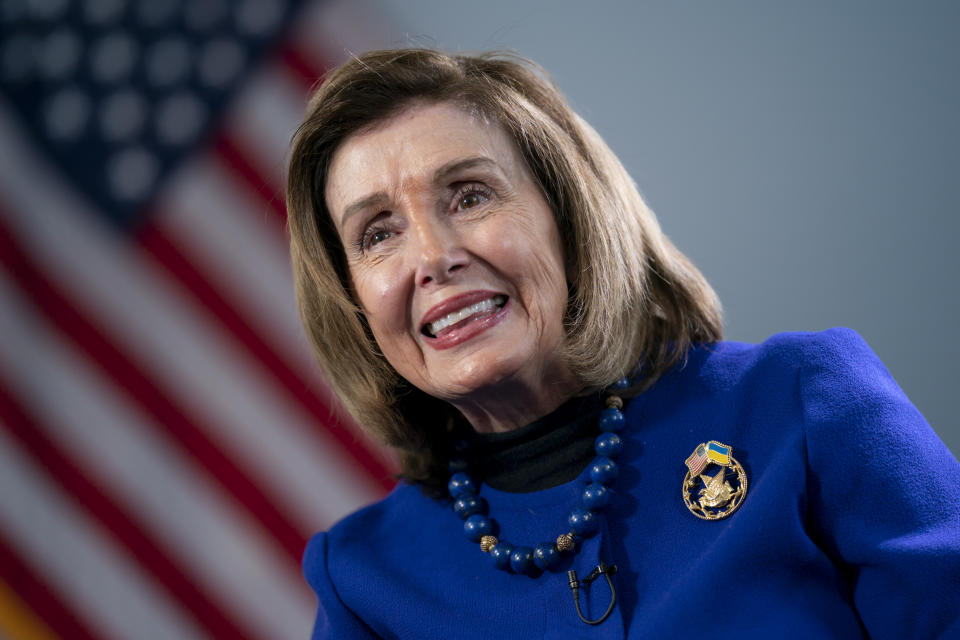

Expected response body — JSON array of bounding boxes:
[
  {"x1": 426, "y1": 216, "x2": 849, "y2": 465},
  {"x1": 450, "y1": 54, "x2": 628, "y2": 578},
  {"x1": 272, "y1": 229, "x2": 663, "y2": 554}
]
[
  {"x1": 426, "y1": 295, "x2": 507, "y2": 336},
  {"x1": 420, "y1": 291, "x2": 509, "y2": 350}
]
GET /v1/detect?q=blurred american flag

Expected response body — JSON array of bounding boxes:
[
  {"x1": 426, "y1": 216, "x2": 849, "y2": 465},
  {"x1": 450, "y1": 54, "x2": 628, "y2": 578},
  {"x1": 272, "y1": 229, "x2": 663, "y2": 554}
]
[{"x1": 0, "y1": 1, "x2": 396, "y2": 637}]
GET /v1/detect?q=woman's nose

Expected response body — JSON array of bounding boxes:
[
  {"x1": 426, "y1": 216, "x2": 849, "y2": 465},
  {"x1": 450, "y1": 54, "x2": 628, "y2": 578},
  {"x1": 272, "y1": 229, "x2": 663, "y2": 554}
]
[{"x1": 413, "y1": 219, "x2": 468, "y2": 287}]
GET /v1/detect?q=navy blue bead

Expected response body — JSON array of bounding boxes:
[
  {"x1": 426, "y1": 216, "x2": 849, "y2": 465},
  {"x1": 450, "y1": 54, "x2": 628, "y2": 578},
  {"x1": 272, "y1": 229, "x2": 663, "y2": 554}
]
[
  {"x1": 453, "y1": 495, "x2": 485, "y2": 519},
  {"x1": 533, "y1": 543, "x2": 560, "y2": 570},
  {"x1": 598, "y1": 407, "x2": 625, "y2": 432},
  {"x1": 490, "y1": 543, "x2": 514, "y2": 570},
  {"x1": 448, "y1": 472, "x2": 477, "y2": 498},
  {"x1": 589, "y1": 457, "x2": 619, "y2": 484},
  {"x1": 568, "y1": 508, "x2": 599, "y2": 536},
  {"x1": 463, "y1": 514, "x2": 493, "y2": 542},
  {"x1": 509, "y1": 546, "x2": 535, "y2": 574},
  {"x1": 582, "y1": 483, "x2": 611, "y2": 510},
  {"x1": 594, "y1": 432, "x2": 624, "y2": 458},
  {"x1": 609, "y1": 377, "x2": 629, "y2": 390}
]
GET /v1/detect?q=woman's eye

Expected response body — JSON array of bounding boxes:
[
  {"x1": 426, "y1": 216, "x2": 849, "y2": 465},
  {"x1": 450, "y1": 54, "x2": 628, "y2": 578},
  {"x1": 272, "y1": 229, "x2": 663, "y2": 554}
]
[
  {"x1": 364, "y1": 229, "x2": 393, "y2": 249},
  {"x1": 459, "y1": 193, "x2": 483, "y2": 209},
  {"x1": 455, "y1": 187, "x2": 490, "y2": 211}
]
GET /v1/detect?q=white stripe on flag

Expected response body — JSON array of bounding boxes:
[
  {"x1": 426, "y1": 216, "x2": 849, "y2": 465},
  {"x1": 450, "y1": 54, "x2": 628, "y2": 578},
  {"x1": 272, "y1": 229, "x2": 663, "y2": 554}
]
[{"x1": 0, "y1": 273, "x2": 316, "y2": 640}]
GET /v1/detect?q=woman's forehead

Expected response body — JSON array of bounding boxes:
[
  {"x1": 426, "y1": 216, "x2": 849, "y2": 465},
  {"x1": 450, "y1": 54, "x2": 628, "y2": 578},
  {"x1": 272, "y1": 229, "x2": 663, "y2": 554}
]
[{"x1": 325, "y1": 102, "x2": 524, "y2": 219}]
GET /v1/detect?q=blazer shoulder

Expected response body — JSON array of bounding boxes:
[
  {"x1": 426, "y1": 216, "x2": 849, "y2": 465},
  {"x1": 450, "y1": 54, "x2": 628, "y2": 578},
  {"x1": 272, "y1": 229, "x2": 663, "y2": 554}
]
[
  {"x1": 707, "y1": 326, "x2": 870, "y2": 365},
  {"x1": 685, "y1": 327, "x2": 868, "y2": 393},
  {"x1": 320, "y1": 481, "x2": 445, "y2": 562}
]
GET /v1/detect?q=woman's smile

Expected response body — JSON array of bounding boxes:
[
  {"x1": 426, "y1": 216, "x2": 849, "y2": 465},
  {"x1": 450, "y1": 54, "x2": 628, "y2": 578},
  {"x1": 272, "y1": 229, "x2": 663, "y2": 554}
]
[
  {"x1": 420, "y1": 291, "x2": 508, "y2": 348},
  {"x1": 325, "y1": 101, "x2": 578, "y2": 430}
]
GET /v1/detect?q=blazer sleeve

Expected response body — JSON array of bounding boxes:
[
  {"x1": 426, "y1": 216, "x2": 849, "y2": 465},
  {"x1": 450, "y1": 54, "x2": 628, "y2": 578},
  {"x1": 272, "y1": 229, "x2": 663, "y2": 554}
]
[
  {"x1": 303, "y1": 532, "x2": 381, "y2": 640},
  {"x1": 800, "y1": 328, "x2": 960, "y2": 639}
]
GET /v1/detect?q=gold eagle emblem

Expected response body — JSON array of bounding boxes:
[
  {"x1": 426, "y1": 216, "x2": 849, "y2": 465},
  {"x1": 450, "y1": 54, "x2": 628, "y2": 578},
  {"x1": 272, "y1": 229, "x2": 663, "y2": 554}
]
[{"x1": 682, "y1": 442, "x2": 748, "y2": 520}]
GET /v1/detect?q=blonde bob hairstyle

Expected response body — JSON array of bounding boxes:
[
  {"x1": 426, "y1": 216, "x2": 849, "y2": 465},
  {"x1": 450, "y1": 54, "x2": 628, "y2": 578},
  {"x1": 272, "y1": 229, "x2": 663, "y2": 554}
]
[{"x1": 287, "y1": 49, "x2": 722, "y2": 492}]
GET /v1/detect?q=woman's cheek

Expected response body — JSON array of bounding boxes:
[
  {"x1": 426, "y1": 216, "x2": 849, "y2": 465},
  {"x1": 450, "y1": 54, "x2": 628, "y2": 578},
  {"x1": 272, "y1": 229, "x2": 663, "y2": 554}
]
[
  {"x1": 353, "y1": 269, "x2": 403, "y2": 327},
  {"x1": 473, "y1": 220, "x2": 525, "y2": 269}
]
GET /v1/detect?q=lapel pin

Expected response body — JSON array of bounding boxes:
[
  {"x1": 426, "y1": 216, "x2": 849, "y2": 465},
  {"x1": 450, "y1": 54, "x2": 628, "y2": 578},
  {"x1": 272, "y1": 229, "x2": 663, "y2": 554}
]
[{"x1": 682, "y1": 440, "x2": 747, "y2": 520}]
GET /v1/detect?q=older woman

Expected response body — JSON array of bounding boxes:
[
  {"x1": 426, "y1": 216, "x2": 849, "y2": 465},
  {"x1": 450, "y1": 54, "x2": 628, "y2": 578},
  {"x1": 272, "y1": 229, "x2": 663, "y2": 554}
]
[{"x1": 287, "y1": 49, "x2": 960, "y2": 639}]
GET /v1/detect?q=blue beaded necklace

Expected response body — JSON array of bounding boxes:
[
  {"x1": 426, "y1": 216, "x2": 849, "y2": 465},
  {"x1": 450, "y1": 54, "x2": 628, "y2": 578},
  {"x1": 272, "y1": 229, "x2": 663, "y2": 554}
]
[{"x1": 447, "y1": 379, "x2": 629, "y2": 624}]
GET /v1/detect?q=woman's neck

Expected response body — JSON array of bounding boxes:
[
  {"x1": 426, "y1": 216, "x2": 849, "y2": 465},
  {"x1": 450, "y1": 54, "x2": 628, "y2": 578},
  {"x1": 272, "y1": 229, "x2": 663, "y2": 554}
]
[
  {"x1": 451, "y1": 369, "x2": 582, "y2": 434},
  {"x1": 462, "y1": 393, "x2": 604, "y2": 492}
]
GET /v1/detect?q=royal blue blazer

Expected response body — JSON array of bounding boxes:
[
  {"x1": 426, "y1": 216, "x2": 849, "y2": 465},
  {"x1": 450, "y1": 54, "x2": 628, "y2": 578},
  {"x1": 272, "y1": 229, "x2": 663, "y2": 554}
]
[{"x1": 304, "y1": 328, "x2": 960, "y2": 639}]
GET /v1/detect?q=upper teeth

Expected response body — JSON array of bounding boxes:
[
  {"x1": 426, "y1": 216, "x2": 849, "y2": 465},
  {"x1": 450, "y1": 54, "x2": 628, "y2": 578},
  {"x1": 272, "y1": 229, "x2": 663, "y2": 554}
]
[{"x1": 428, "y1": 295, "x2": 505, "y2": 335}]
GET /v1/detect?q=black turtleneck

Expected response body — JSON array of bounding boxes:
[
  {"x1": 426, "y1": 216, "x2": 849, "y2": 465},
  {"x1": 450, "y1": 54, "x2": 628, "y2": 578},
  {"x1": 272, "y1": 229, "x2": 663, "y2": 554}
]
[{"x1": 460, "y1": 393, "x2": 606, "y2": 493}]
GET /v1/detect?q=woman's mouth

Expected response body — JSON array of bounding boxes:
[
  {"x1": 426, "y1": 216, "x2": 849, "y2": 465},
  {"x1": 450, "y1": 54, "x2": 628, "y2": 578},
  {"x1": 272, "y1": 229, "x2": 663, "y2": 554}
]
[
  {"x1": 424, "y1": 295, "x2": 507, "y2": 337},
  {"x1": 421, "y1": 293, "x2": 508, "y2": 349}
]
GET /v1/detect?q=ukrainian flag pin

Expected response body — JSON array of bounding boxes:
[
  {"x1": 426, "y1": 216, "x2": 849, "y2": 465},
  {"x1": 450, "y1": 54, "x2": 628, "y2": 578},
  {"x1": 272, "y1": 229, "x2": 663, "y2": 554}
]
[{"x1": 682, "y1": 440, "x2": 748, "y2": 520}]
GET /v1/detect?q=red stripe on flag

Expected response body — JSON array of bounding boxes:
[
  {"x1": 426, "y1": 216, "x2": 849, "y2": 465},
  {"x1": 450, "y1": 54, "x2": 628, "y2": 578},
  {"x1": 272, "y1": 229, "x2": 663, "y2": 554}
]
[
  {"x1": 0, "y1": 382, "x2": 258, "y2": 640},
  {"x1": 278, "y1": 44, "x2": 328, "y2": 92},
  {"x1": 212, "y1": 135, "x2": 289, "y2": 226},
  {"x1": 0, "y1": 217, "x2": 307, "y2": 569},
  {"x1": 0, "y1": 532, "x2": 100, "y2": 640},
  {"x1": 137, "y1": 219, "x2": 396, "y2": 491}
]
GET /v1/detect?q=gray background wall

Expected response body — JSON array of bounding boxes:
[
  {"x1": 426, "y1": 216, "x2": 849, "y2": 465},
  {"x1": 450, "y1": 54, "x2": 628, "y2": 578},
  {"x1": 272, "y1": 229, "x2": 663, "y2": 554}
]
[{"x1": 368, "y1": 0, "x2": 959, "y2": 455}]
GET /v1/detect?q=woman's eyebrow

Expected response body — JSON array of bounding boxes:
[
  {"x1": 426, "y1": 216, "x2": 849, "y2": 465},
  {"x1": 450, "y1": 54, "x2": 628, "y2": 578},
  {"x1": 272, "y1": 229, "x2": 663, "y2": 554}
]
[
  {"x1": 432, "y1": 156, "x2": 498, "y2": 184},
  {"x1": 340, "y1": 192, "x2": 390, "y2": 228}
]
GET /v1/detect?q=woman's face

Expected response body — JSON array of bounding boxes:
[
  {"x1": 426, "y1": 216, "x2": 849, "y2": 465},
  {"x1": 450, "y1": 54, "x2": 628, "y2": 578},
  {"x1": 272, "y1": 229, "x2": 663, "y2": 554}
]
[{"x1": 325, "y1": 102, "x2": 571, "y2": 408}]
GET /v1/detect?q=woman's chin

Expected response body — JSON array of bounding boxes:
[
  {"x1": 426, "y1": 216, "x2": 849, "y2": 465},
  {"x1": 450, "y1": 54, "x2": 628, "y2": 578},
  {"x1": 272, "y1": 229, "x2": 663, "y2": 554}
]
[
  {"x1": 432, "y1": 356, "x2": 520, "y2": 400},
  {"x1": 425, "y1": 350, "x2": 573, "y2": 406}
]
